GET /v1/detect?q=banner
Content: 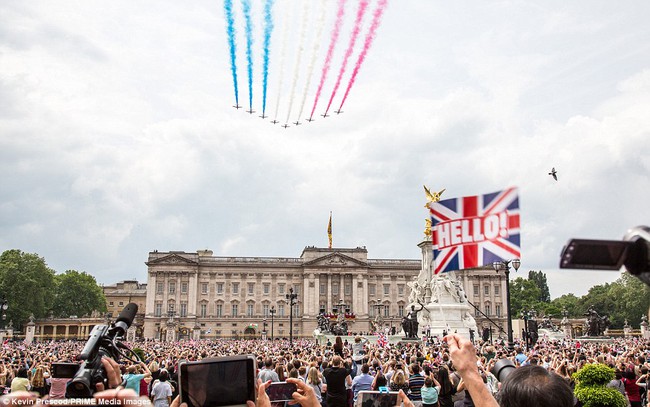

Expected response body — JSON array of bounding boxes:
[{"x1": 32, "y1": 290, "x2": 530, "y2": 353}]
[{"x1": 429, "y1": 187, "x2": 520, "y2": 274}]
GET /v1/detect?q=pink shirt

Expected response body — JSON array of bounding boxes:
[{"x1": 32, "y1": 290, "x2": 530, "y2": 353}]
[{"x1": 49, "y1": 378, "x2": 71, "y2": 399}]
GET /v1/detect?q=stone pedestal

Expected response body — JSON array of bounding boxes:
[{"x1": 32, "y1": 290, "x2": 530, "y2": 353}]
[
  {"x1": 127, "y1": 326, "x2": 137, "y2": 342},
  {"x1": 193, "y1": 325, "x2": 201, "y2": 340},
  {"x1": 640, "y1": 318, "x2": 649, "y2": 339},
  {"x1": 562, "y1": 318, "x2": 572, "y2": 339},
  {"x1": 25, "y1": 321, "x2": 36, "y2": 345},
  {"x1": 165, "y1": 323, "x2": 177, "y2": 342},
  {"x1": 409, "y1": 241, "x2": 477, "y2": 338}
]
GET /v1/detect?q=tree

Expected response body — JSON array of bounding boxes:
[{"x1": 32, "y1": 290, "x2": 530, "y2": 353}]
[
  {"x1": 509, "y1": 277, "x2": 542, "y2": 317},
  {"x1": 528, "y1": 270, "x2": 551, "y2": 303},
  {"x1": 52, "y1": 270, "x2": 107, "y2": 318},
  {"x1": 550, "y1": 293, "x2": 581, "y2": 318},
  {"x1": 0, "y1": 249, "x2": 55, "y2": 329}
]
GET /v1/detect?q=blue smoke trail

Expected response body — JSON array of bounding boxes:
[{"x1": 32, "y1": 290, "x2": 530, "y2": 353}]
[
  {"x1": 242, "y1": 0, "x2": 253, "y2": 111},
  {"x1": 224, "y1": 0, "x2": 239, "y2": 106},
  {"x1": 261, "y1": 0, "x2": 275, "y2": 117}
]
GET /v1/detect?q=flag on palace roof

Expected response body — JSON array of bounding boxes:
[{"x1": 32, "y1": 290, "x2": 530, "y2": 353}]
[{"x1": 429, "y1": 187, "x2": 521, "y2": 274}]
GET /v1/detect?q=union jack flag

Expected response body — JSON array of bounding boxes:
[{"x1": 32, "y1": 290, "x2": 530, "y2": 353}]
[
  {"x1": 377, "y1": 333, "x2": 388, "y2": 348},
  {"x1": 429, "y1": 187, "x2": 521, "y2": 274}
]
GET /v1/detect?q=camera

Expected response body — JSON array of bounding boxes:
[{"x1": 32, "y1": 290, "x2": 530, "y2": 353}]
[
  {"x1": 491, "y1": 359, "x2": 516, "y2": 383},
  {"x1": 66, "y1": 303, "x2": 139, "y2": 398},
  {"x1": 560, "y1": 225, "x2": 650, "y2": 287}
]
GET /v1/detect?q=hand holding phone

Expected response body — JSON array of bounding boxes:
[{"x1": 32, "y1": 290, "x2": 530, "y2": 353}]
[{"x1": 266, "y1": 382, "x2": 297, "y2": 403}]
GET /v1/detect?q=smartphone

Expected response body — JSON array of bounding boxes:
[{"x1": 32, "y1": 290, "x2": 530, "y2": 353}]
[
  {"x1": 179, "y1": 355, "x2": 256, "y2": 407},
  {"x1": 51, "y1": 362, "x2": 80, "y2": 379},
  {"x1": 266, "y1": 382, "x2": 297, "y2": 403},
  {"x1": 357, "y1": 391, "x2": 399, "y2": 407}
]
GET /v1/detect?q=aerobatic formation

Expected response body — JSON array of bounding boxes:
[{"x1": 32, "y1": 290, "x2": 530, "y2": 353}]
[{"x1": 223, "y1": 0, "x2": 389, "y2": 128}]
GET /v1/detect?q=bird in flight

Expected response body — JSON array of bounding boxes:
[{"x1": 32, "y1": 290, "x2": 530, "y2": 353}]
[{"x1": 549, "y1": 167, "x2": 558, "y2": 181}]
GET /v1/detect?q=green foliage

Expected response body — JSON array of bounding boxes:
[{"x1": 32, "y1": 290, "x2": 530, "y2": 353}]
[
  {"x1": 510, "y1": 277, "x2": 542, "y2": 316},
  {"x1": 574, "y1": 386, "x2": 627, "y2": 407},
  {"x1": 573, "y1": 363, "x2": 615, "y2": 386},
  {"x1": 573, "y1": 364, "x2": 626, "y2": 407},
  {"x1": 0, "y1": 250, "x2": 106, "y2": 329},
  {"x1": 0, "y1": 250, "x2": 55, "y2": 330},
  {"x1": 550, "y1": 294, "x2": 582, "y2": 318},
  {"x1": 52, "y1": 270, "x2": 107, "y2": 318},
  {"x1": 528, "y1": 270, "x2": 551, "y2": 302},
  {"x1": 132, "y1": 348, "x2": 146, "y2": 362}
]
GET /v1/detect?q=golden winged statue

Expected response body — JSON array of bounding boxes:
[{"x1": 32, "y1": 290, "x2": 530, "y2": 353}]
[
  {"x1": 423, "y1": 185, "x2": 446, "y2": 209},
  {"x1": 424, "y1": 218, "x2": 432, "y2": 239}
]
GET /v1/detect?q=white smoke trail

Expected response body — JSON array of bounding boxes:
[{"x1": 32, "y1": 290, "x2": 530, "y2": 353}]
[
  {"x1": 296, "y1": 0, "x2": 327, "y2": 123},
  {"x1": 284, "y1": 1, "x2": 311, "y2": 124},
  {"x1": 272, "y1": 1, "x2": 293, "y2": 121}
]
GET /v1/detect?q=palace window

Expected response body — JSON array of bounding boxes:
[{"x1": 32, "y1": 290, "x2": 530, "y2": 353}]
[
  {"x1": 154, "y1": 303, "x2": 162, "y2": 317},
  {"x1": 217, "y1": 283, "x2": 224, "y2": 294},
  {"x1": 485, "y1": 304, "x2": 491, "y2": 316},
  {"x1": 384, "y1": 306, "x2": 390, "y2": 317},
  {"x1": 398, "y1": 305, "x2": 404, "y2": 317},
  {"x1": 484, "y1": 285, "x2": 490, "y2": 296},
  {"x1": 473, "y1": 285, "x2": 479, "y2": 296},
  {"x1": 232, "y1": 283, "x2": 239, "y2": 295},
  {"x1": 231, "y1": 304, "x2": 238, "y2": 316},
  {"x1": 248, "y1": 283, "x2": 254, "y2": 295},
  {"x1": 320, "y1": 283, "x2": 326, "y2": 295},
  {"x1": 169, "y1": 281, "x2": 176, "y2": 294},
  {"x1": 180, "y1": 302, "x2": 187, "y2": 317},
  {"x1": 264, "y1": 283, "x2": 270, "y2": 295},
  {"x1": 216, "y1": 303, "x2": 223, "y2": 317},
  {"x1": 496, "y1": 305, "x2": 501, "y2": 317},
  {"x1": 383, "y1": 284, "x2": 390, "y2": 295},
  {"x1": 369, "y1": 284, "x2": 376, "y2": 296},
  {"x1": 263, "y1": 304, "x2": 269, "y2": 316},
  {"x1": 200, "y1": 303, "x2": 207, "y2": 318},
  {"x1": 156, "y1": 282, "x2": 164, "y2": 294},
  {"x1": 278, "y1": 284, "x2": 285, "y2": 295},
  {"x1": 247, "y1": 304, "x2": 254, "y2": 317},
  {"x1": 201, "y1": 283, "x2": 208, "y2": 295},
  {"x1": 494, "y1": 285, "x2": 500, "y2": 296},
  {"x1": 332, "y1": 284, "x2": 339, "y2": 295},
  {"x1": 398, "y1": 285, "x2": 404, "y2": 295},
  {"x1": 278, "y1": 304, "x2": 285, "y2": 317},
  {"x1": 181, "y1": 282, "x2": 188, "y2": 293},
  {"x1": 344, "y1": 284, "x2": 351, "y2": 295}
]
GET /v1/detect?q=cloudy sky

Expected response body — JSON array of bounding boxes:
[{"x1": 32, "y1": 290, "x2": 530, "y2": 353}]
[{"x1": 1, "y1": 1, "x2": 649, "y2": 299}]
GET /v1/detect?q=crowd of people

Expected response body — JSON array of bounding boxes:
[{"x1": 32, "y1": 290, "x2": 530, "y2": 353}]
[{"x1": 0, "y1": 333, "x2": 647, "y2": 406}]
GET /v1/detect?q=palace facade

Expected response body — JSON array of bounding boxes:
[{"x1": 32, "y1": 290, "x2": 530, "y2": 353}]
[{"x1": 143, "y1": 244, "x2": 509, "y2": 340}]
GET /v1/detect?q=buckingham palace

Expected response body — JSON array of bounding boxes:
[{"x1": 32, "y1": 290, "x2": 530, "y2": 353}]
[{"x1": 142, "y1": 242, "x2": 508, "y2": 340}]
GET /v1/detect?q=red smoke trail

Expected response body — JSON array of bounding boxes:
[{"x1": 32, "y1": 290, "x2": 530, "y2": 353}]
[
  {"x1": 309, "y1": 0, "x2": 346, "y2": 121},
  {"x1": 338, "y1": 0, "x2": 388, "y2": 111},
  {"x1": 323, "y1": 0, "x2": 369, "y2": 117}
]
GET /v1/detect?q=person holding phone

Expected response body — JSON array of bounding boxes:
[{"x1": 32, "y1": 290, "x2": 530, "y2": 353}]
[{"x1": 322, "y1": 356, "x2": 351, "y2": 407}]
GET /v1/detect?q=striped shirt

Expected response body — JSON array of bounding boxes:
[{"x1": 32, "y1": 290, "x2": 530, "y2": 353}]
[{"x1": 408, "y1": 373, "x2": 425, "y2": 401}]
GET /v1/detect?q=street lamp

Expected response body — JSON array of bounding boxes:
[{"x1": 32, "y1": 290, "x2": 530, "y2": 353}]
[
  {"x1": 0, "y1": 298, "x2": 8, "y2": 330},
  {"x1": 262, "y1": 318, "x2": 268, "y2": 340},
  {"x1": 492, "y1": 258, "x2": 521, "y2": 348},
  {"x1": 269, "y1": 306, "x2": 276, "y2": 340},
  {"x1": 286, "y1": 288, "x2": 298, "y2": 346}
]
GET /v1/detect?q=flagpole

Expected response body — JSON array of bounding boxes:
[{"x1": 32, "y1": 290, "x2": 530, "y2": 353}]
[{"x1": 327, "y1": 211, "x2": 332, "y2": 249}]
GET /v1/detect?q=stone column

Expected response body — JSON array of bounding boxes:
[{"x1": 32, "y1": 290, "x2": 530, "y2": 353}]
[
  {"x1": 562, "y1": 318, "x2": 572, "y2": 339},
  {"x1": 327, "y1": 274, "x2": 332, "y2": 312},
  {"x1": 640, "y1": 317, "x2": 649, "y2": 339},
  {"x1": 188, "y1": 271, "x2": 198, "y2": 317},
  {"x1": 193, "y1": 323, "x2": 201, "y2": 340},
  {"x1": 166, "y1": 321, "x2": 176, "y2": 342},
  {"x1": 146, "y1": 272, "x2": 157, "y2": 316},
  {"x1": 127, "y1": 326, "x2": 137, "y2": 342}
]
